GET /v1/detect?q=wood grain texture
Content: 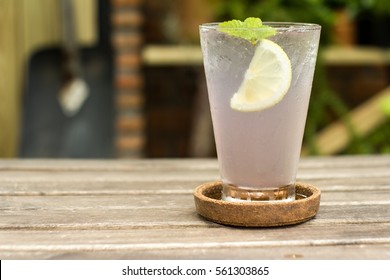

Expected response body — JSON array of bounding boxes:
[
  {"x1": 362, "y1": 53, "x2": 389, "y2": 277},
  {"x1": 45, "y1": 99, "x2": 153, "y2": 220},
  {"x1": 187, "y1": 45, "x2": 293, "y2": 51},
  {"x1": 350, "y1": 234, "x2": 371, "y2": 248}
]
[{"x1": 0, "y1": 156, "x2": 389, "y2": 259}]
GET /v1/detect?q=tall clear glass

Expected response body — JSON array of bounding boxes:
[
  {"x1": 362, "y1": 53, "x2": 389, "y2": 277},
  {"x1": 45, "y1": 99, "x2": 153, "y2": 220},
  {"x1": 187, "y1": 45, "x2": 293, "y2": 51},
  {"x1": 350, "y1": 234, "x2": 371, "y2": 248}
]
[{"x1": 200, "y1": 22, "x2": 321, "y2": 202}]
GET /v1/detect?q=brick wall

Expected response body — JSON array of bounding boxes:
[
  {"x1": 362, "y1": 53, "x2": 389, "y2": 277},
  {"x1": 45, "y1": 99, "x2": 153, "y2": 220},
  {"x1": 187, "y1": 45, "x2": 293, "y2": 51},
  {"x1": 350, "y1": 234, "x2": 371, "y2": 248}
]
[
  {"x1": 111, "y1": 0, "x2": 145, "y2": 157},
  {"x1": 111, "y1": 0, "x2": 212, "y2": 158}
]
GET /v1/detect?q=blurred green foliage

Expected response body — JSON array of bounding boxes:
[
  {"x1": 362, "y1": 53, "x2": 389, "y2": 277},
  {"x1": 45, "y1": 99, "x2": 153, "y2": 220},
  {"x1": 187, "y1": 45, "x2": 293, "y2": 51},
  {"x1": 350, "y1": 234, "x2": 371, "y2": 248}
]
[
  {"x1": 214, "y1": 0, "x2": 390, "y2": 154},
  {"x1": 343, "y1": 0, "x2": 390, "y2": 15},
  {"x1": 216, "y1": 0, "x2": 335, "y2": 44}
]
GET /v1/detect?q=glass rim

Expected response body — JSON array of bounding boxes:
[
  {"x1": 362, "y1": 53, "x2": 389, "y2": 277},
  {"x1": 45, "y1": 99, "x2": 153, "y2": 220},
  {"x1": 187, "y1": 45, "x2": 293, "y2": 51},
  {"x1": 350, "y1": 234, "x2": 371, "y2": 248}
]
[{"x1": 199, "y1": 22, "x2": 321, "y2": 31}]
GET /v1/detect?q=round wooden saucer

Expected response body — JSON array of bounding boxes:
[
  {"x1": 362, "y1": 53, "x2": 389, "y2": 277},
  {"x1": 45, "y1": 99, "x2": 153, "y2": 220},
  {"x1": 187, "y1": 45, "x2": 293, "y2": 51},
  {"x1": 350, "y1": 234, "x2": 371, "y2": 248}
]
[{"x1": 193, "y1": 181, "x2": 321, "y2": 227}]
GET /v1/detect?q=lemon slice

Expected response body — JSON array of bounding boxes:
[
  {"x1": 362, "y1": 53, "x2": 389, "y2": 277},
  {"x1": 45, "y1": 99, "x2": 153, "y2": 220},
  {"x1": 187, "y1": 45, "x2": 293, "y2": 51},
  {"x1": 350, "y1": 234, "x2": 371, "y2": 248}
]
[{"x1": 230, "y1": 39, "x2": 292, "y2": 112}]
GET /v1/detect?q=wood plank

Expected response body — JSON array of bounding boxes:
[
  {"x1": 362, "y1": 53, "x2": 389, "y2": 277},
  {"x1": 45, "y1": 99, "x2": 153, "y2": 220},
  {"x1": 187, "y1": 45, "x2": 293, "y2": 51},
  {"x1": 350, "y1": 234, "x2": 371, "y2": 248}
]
[
  {"x1": 1, "y1": 180, "x2": 390, "y2": 199},
  {"x1": 0, "y1": 203, "x2": 389, "y2": 230},
  {"x1": 0, "y1": 156, "x2": 390, "y2": 176},
  {"x1": 0, "y1": 223, "x2": 389, "y2": 253},
  {"x1": 0, "y1": 158, "x2": 219, "y2": 171},
  {"x1": 1, "y1": 243, "x2": 390, "y2": 260},
  {"x1": 0, "y1": 168, "x2": 388, "y2": 182},
  {"x1": 1, "y1": 223, "x2": 390, "y2": 249},
  {"x1": 0, "y1": 175, "x2": 389, "y2": 196},
  {"x1": 0, "y1": 166, "x2": 388, "y2": 185},
  {"x1": 1, "y1": 190, "x2": 390, "y2": 212},
  {"x1": 0, "y1": 155, "x2": 389, "y2": 171},
  {"x1": 0, "y1": 166, "x2": 388, "y2": 184}
]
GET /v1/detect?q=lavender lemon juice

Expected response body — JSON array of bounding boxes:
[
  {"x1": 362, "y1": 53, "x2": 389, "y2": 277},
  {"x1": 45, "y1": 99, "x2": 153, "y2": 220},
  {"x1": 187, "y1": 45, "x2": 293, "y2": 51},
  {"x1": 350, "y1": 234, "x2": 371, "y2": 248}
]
[{"x1": 200, "y1": 19, "x2": 321, "y2": 202}]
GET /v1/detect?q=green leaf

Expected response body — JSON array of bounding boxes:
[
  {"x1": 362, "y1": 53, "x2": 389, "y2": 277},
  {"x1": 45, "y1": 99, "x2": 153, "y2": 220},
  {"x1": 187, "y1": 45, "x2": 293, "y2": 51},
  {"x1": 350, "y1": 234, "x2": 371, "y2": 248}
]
[{"x1": 218, "y1": 17, "x2": 276, "y2": 44}]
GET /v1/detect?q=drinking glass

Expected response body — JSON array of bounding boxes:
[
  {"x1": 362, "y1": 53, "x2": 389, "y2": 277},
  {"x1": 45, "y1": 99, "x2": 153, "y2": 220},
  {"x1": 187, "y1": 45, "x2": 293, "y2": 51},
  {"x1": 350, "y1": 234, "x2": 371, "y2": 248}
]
[{"x1": 200, "y1": 22, "x2": 321, "y2": 202}]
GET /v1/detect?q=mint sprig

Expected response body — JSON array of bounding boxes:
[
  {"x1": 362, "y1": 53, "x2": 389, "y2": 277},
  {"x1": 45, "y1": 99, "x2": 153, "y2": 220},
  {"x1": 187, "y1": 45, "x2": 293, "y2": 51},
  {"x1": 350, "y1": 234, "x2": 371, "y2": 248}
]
[{"x1": 218, "y1": 17, "x2": 276, "y2": 44}]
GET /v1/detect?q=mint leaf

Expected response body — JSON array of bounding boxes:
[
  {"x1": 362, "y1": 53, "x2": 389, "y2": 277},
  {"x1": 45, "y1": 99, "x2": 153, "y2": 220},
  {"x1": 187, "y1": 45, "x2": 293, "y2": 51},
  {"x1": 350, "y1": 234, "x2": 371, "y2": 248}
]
[{"x1": 218, "y1": 17, "x2": 276, "y2": 44}]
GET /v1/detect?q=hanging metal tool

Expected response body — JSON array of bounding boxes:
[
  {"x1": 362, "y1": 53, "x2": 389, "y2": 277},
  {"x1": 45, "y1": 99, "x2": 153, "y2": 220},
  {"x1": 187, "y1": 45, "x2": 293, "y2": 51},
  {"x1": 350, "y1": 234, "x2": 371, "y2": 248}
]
[{"x1": 58, "y1": 0, "x2": 89, "y2": 116}]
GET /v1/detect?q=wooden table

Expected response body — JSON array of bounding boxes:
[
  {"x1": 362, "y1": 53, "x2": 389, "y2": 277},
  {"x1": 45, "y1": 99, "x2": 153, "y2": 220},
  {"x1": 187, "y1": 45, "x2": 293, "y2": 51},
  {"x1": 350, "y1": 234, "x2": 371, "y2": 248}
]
[{"x1": 1, "y1": 155, "x2": 390, "y2": 259}]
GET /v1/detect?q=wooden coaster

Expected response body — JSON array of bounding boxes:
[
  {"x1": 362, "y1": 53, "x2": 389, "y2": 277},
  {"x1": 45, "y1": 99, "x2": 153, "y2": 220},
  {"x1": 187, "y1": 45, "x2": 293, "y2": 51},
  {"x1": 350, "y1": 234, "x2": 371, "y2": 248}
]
[{"x1": 193, "y1": 181, "x2": 321, "y2": 227}]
